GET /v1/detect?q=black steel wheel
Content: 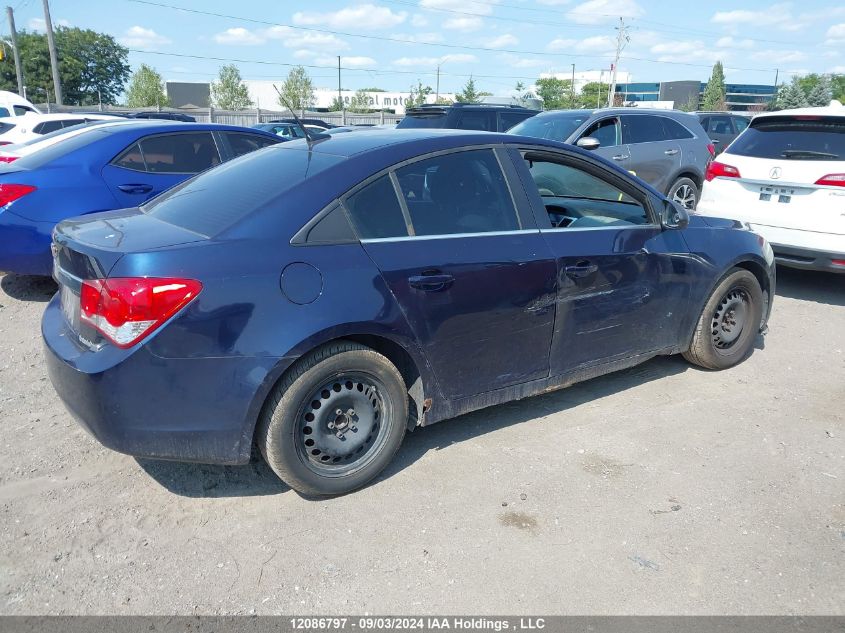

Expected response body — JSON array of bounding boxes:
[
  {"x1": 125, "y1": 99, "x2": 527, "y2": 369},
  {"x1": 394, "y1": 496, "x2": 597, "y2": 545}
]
[
  {"x1": 684, "y1": 268, "x2": 764, "y2": 370},
  {"x1": 258, "y1": 341, "x2": 408, "y2": 496}
]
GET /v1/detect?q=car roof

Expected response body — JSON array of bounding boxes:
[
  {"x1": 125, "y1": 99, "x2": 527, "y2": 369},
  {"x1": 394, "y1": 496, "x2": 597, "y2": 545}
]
[
  {"x1": 753, "y1": 101, "x2": 845, "y2": 119},
  {"x1": 91, "y1": 120, "x2": 278, "y2": 136}
]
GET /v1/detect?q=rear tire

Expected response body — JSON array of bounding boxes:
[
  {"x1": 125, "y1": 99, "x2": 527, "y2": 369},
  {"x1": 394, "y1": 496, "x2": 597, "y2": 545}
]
[
  {"x1": 683, "y1": 268, "x2": 763, "y2": 370},
  {"x1": 668, "y1": 177, "x2": 699, "y2": 210},
  {"x1": 258, "y1": 341, "x2": 408, "y2": 496}
]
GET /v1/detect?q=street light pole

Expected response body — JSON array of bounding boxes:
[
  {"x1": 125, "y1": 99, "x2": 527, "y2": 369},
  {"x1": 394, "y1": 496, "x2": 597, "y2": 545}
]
[
  {"x1": 42, "y1": 0, "x2": 63, "y2": 106},
  {"x1": 6, "y1": 6, "x2": 24, "y2": 96},
  {"x1": 570, "y1": 63, "x2": 575, "y2": 108}
]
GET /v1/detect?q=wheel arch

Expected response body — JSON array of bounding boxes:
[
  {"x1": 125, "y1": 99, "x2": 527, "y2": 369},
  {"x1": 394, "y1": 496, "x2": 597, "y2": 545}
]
[{"x1": 665, "y1": 169, "x2": 704, "y2": 195}]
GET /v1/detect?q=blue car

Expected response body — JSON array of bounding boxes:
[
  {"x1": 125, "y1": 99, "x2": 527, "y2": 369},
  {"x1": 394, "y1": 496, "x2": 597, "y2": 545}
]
[
  {"x1": 42, "y1": 130, "x2": 775, "y2": 496},
  {"x1": 0, "y1": 120, "x2": 281, "y2": 275}
]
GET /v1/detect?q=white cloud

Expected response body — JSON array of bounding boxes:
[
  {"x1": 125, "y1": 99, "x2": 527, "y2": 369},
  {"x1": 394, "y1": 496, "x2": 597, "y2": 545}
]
[
  {"x1": 537, "y1": 0, "x2": 570, "y2": 4},
  {"x1": 421, "y1": 0, "x2": 494, "y2": 14},
  {"x1": 119, "y1": 26, "x2": 172, "y2": 50},
  {"x1": 547, "y1": 38, "x2": 577, "y2": 51},
  {"x1": 568, "y1": 0, "x2": 643, "y2": 25},
  {"x1": 499, "y1": 54, "x2": 551, "y2": 69},
  {"x1": 575, "y1": 34, "x2": 616, "y2": 52},
  {"x1": 293, "y1": 4, "x2": 407, "y2": 30},
  {"x1": 411, "y1": 14, "x2": 429, "y2": 27},
  {"x1": 293, "y1": 49, "x2": 317, "y2": 59},
  {"x1": 27, "y1": 17, "x2": 70, "y2": 31},
  {"x1": 828, "y1": 65, "x2": 845, "y2": 73},
  {"x1": 488, "y1": 33, "x2": 518, "y2": 48},
  {"x1": 212, "y1": 27, "x2": 263, "y2": 46},
  {"x1": 443, "y1": 16, "x2": 484, "y2": 31},
  {"x1": 390, "y1": 32, "x2": 444, "y2": 43},
  {"x1": 711, "y1": 4, "x2": 806, "y2": 32},
  {"x1": 329, "y1": 56, "x2": 377, "y2": 68},
  {"x1": 263, "y1": 26, "x2": 350, "y2": 50},
  {"x1": 751, "y1": 49, "x2": 807, "y2": 63},
  {"x1": 650, "y1": 39, "x2": 730, "y2": 64},
  {"x1": 715, "y1": 36, "x2": 755, "y2": 49},
  {"x1": 393, "y1": 53, "x2": 476, "y2": 67},
  {"x1": 825, "y1": 23, "x2": 845, "y2": 46}
]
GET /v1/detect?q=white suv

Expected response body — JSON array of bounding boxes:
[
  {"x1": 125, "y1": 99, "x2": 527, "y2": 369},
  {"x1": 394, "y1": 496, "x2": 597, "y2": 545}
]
[{"x1": 697, "y1": 102, "x2": 845, "y2": 273}]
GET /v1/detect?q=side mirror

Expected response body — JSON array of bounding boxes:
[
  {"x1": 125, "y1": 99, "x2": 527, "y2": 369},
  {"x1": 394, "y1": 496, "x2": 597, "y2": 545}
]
[
  {"x1": 576, "y1": 136, "x2": 600, "y2": 150},
  {"x1": 662, "y1": 200, "x2": 689, "y2": 230}
]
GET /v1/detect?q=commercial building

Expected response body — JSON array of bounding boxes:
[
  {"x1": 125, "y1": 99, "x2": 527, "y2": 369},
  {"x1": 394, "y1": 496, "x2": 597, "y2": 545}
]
[{"x1": 615, "y1": 80, "x2": 775, "y2": 111}]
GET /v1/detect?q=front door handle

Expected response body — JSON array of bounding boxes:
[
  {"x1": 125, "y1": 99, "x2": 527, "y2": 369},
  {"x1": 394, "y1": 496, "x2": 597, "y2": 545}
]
[
  {"x1": 117, "y1": 183, "x2": 154, "y2": 194},
  {"x1": 612, "y1": 154, "x2": 629, "y2": 161},
  {"x1": 664, "y1": 149, "x2": 679, "y2": 156},
  {"x1": 564, "y1": 261, "x2": 598, "y2": 279},
  {"x1": 408, "y1": 272, "x2": 454, "y2": 292}
]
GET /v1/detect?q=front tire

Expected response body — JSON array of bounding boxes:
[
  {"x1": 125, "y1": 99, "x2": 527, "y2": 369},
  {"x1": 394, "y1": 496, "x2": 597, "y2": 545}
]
[
  {"x1": 668, "y1": 177, "x2": 699, "y2": 210},
  {"x1": 683, "y1": 268, "x2": 763, "y2": 370},
  {"x1": 258, "y1": 341, "x2": 408, "y2": 496}
]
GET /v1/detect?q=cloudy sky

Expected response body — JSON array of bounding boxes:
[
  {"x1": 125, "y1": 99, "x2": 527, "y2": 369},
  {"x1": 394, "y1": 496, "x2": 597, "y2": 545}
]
[{"x1": 13, "y1": 0, "x2": 845, "y2": 93}]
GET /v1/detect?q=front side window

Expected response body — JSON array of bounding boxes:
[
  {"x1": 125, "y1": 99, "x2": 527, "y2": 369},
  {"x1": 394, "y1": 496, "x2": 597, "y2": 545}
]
[
  {"x1": 394, "y1": 149, "x2": 519, "y2": 236},
  {"x1": 136, "y1": 132, "x2": 221, "y2": 173},
  {"x1": 582, "y1": 117, "x2": 620, "y2": 147},
  {"x1": 705, "y1": 115, "x2": 733, "y2": 135},
  {"x1": 733, "y1": 117, "x2": 750, "y2": 133},
  {"x1": 622, "y1": 115, "x2": 667, "y2": 144},
  {"x1": 224, "y1": 132, "x2": 280, "y2": 158},
  {"x1": 523, "y1": 155, "x2": 649, "y2": 228}
]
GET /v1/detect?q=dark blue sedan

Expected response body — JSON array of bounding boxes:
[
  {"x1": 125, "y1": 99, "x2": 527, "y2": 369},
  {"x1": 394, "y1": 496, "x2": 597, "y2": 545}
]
[
  {"x1": 42, "y1": 130, "x2": 775, "y2": 496},
  {"x1": 0, "y1": 120, "x2": 280, "y2": 275}
]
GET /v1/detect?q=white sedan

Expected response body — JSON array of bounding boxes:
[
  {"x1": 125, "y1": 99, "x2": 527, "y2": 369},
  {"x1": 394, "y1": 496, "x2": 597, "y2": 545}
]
[
  {"x1": 697, "y1": 102, "x2": 845, "y2": 273},
  {"x1": 0, "y1": 112, "x2": 123, "y2": 145}
]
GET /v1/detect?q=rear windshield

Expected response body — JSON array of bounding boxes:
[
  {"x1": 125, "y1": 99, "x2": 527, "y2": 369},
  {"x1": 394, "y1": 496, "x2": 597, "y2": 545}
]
[
  {"x1": 508, "y1": 113, "x2": 591, "y2": 142},
  {"x1": 727, "y1": 116, "x2": 845, "y2": 160},
  {"x1": 397, "y1": 112, "x2": 447, "y2": 129},
  {"x1": 142, "y1": 146, "x2": 344, "y2": 236},
  {"x1": 11, "y1": 128, "x2": 110, "y2": 168}
]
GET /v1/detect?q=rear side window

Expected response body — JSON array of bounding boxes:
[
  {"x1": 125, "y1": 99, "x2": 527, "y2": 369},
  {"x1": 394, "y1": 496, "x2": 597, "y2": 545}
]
[
  {"x1": 394, "y1": 149, "x2": 519, "y2": 236},
  {"x1": 35, "y1": 121, "x2": 64, "y2": 135},
  {"x1": 114, "y1": 132, "x2": 221, "y2": 173},
  {"x1": 61, "y1": 119, "x2": 85, "y2": 129},
  {"x1": 224, "y1": 132, "x2": 280, "y2": 158},
  {"x1": 704, "y1": 115, "x2": 732, "y2": 135},
  {"x1": 455, "y1": 111, "x2": 494, "y2": 131},
  {"x1": 662, "y1": 117, "x2": 694, "y2": 139},
  {"x1": 143, "y1": 147, "x2": 344, "y2": 236},
  {"x1": 622, "y1": 115, "x2": 667, "y2": 144},
  {"x1": 345, "y1": 176, "x2": 409, "y2": 239},
  {"x1": 396, "y1": 112, "x2": 447, "y2": 129},
  {"x1": 727, "y1": 117, "x2": 845, "y2": 160}
]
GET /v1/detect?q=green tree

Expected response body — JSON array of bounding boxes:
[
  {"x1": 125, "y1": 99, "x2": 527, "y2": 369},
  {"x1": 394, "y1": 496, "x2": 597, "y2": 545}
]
[
  {"x1": 125, "y1": 64, "x2": 168, "y2": 108},
  {"x1": 831, "y1": 75, "x2": 845, "y2": 103},
  {"x1": 676, "y1": 93, "x2": 700, "y2": 112},
  {"x1": 329, "y1": 96, "x2": 345, "y2": 111},
  {"x1": 455, "y1": 76, "x2": 490, "y2": 103},
  {"x1": 807, "y1": 74, "x2": 832, "y2": 107},
  {"x1": 535, "y1": 77, "x2": 574, "y2": 110},
  {"x1": 701, "y1": 61, "x2": 726, "y2": 111},
  {"x1": 405, "y1": 80, "x2": 432, "y2": 108},
  {"x1": 0, "y1": 27, "x2": 129, "y2": 105},
  {"x1": 279, "y1": 65, "x2": 315, "y2": 115},
  {"x1": 775, "y1": 77, "x2": 809, "y2": 110},
  {"x1": 210, "y1": 64, "x2": 252, "y2": 110},
  {"x1": 349, "y1": 89, "x2": 372, "y2": 113},
  {"x1": 577, "y1": 81, "x2": 609, "y2": 109},
  {"x1": 359, "y1": 87, "x2": 386, "y2": 92}
]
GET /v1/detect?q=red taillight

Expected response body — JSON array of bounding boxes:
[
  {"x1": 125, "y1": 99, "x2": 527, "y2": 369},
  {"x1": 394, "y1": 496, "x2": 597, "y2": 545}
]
[
  {"x1": 832, "y1": 259, "x2": 845, "y2": 267},
  {"x1": 815, "y1": 173, "x2": 845, "y2": 187},
  {"x1": 705, "y1": 161, "x2": 741, "y2": 182},
  {"x1": 0, "y1": 155, "x2": 19, "y2": 163},
  {"x1": 707, "y1": 143, "x2": 716, "y2": 157},
  {"x1": 0, "y1": 183, "x2": 35, "y2": 205},
  {"x1": 79, "y1": 277, "x2": 202, "y2": 348}
]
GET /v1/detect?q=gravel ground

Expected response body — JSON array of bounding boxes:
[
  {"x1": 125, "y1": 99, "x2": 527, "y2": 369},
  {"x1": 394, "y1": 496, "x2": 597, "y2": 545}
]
[{"x1": 0, "y1": 268, "x2": 842, "y2": 615}]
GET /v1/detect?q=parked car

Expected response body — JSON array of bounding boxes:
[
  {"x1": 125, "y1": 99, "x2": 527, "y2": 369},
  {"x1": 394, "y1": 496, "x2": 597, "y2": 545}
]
[
  {"x1": 0, "y1": 112, "x2": 123, "y2": 145},
  {"x1": 128, "y1": 111, "x2": 196, "y2": 122},
  {"x1": 43, "y1": 129, "x2": 775, "y2": 496},
  {"x1": 398, "y1": 103, "x2": 539, "y2": 132},
  {"x1": 508, "y1": 108, "x2": 714, "y2": 209},
  {"x1": 252, "y1": 121, "x2": 306, "y2": 139},
  {"x1": 0, "y1": 120, "x2": 281, "y2": 275},
  {"x1": 696, "y1": 111, "x2": 750, "y2": 154},
  {"x1": 697, "y1": 103, "x2": 845, "y2": 273},
  {"x1": 0, "y1": 90, "x2": 40, "y2": 118},
  {"x1": 0, "y1": 119, "x2": 130, "y2": 162}
]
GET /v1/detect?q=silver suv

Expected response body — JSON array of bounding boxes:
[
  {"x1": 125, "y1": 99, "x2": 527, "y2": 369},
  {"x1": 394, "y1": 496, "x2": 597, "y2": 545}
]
[{"x1": 508, "y1": 108, "x2": 714, "y2": 209}]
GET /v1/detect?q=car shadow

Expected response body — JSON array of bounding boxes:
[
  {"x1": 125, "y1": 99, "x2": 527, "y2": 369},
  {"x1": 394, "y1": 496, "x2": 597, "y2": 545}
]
[
  {"x1": 139, "y1": 355, "x2": 691, "y2": 499},
  {"x1": 0, "y1": 273, "x2": 57, "y2": 302},
  {"x1": 775, "y1": 267, "x2": 845, "y2": 307}
]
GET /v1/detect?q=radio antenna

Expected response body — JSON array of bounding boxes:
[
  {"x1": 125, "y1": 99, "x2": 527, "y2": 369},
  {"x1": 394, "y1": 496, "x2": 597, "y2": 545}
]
[{"x1": 273, "y1": 85, "x2": 327, "y2": 148}]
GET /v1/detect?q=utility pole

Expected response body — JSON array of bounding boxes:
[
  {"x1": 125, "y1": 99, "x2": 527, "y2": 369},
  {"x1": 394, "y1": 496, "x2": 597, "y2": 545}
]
[
  {"x1": 570, "y1": 63, "x2": 575, "y2": 108},
  {"x1": 607, "y1": 17, "x2": 628, "y2": 108},
  {"x1": 42, "y1": 0, "x2": 62, "y2": 106},
  {"x1": 6, "y1": 7, "x2": 23, "y2": 96},
  {"x1": 337, "y1": 55, "x2": 345, "y2": 125}
]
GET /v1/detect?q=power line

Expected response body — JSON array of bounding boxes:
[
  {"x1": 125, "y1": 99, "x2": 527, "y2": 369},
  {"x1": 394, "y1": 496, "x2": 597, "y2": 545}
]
[{"x1": 124, "y1": 0, "x2": 778, "y2": 73}]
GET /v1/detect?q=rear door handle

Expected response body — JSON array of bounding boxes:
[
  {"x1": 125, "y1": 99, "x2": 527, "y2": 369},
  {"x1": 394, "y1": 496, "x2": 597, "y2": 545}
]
[
  {"x1": 564, "y1": 261, "x2": 598, "y2": 279},
  {"x1": 117, "y1": 184, "x2": 154, "y2": 194},
  {"x1": 612, "y1": 154, "x2": 629, "y2": 161},
  {"x1": 408, "y1": 273, "x2": 454, "y2": 292},
  {"x1": 664, "y1": 149, "x2": 679, "y2": 156}
]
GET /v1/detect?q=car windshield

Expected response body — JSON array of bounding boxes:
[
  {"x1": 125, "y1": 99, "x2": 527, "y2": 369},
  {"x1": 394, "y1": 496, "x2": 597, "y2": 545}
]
[
  {"x1": 397, "y1": 113, "x2": 447, "y2": 129},
  {"x1": 508, "y1": 113, "x2": 591, "y2": 142},
  {"x1": 726, "y1": 116, "x2": 845, "y2": 160},
  {"x1": 142, "y1": 146, "x2": 345, "y2": 236}
]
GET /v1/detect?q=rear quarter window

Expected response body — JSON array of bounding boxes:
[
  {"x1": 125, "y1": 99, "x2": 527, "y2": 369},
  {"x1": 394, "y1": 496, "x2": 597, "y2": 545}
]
[
  {"x1": 726, "y1": 117, "x2": 845, "y2": 160},
  {"x1": 142, "y1": 146, "x2": 344, "y2": 236}
]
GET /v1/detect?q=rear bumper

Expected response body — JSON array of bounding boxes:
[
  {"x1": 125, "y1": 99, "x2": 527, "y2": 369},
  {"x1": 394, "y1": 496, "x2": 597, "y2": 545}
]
[
  {"x1": 0, "y1": 210, "x2": 55, "y2": 276},
  {"x1": 771, "y1": 243, "x2": 845, "y2": 273},
  {"x1": 42, "y1": 294, "x2": 285, "y2": 465}
]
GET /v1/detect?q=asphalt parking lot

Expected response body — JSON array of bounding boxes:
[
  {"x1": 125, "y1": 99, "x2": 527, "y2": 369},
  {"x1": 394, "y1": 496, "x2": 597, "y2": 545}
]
[{"x1": 0, "y1": 268, "x2": 842, "y2": 615}]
